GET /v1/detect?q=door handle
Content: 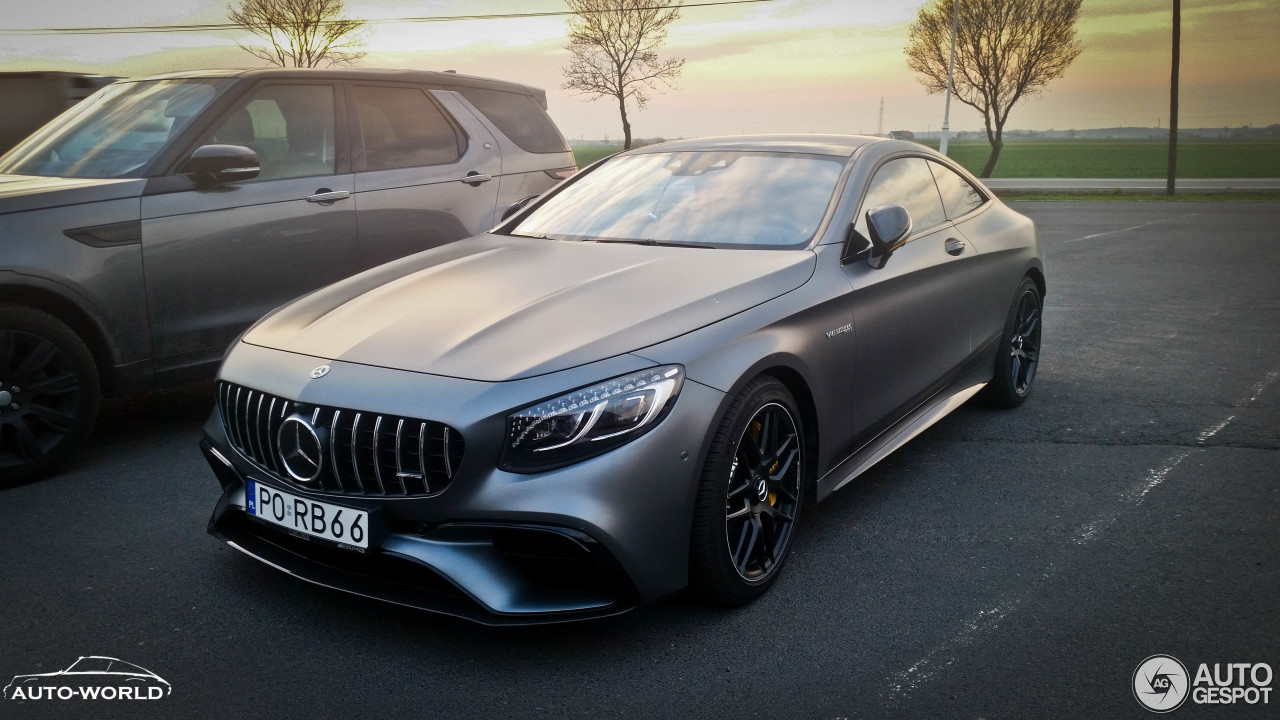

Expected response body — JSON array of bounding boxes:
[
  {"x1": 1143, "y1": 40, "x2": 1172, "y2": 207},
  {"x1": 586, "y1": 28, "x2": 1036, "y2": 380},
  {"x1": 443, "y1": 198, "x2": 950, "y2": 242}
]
[
  {"x1": 944, "y1": 237, "x2": 966, "y2": 256},
  {"x1": 306, "y1": 189, "x2": 351, "y2": 204},
  {"x1": 460, "y1": 171, "x2": 492, "y2": 186}
]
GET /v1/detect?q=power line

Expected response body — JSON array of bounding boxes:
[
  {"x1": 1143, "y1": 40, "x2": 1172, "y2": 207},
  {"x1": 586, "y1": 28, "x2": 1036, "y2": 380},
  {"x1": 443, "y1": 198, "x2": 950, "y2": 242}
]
[{"x1": 0, "y1": 0, "x2": 772, "y2": 36}]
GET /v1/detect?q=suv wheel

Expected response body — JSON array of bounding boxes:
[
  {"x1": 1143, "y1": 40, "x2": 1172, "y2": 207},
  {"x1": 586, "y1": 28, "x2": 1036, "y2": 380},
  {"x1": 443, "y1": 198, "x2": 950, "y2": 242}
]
[{"x1": 0, "y1": 305, "x2": 100, "y2": 487}]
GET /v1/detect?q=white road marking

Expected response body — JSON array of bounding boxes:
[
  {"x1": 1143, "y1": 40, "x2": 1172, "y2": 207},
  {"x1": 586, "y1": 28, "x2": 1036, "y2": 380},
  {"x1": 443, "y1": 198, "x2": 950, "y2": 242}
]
[
  {"x1": 1196, "y1": 416, "x2": 1235, "y2": 444},
  {"x1": 1248, "y1": 370, "x2": 1279, "y2": 402},
  {"x1": 883, "y1": 366, "x2": 1278, "y2": 706},
  {"x1": 885, "y1": 601, "x2": 1022, "y2": 703},
  {"x1": 1061, "y1": 213, "x2": 1199, "y2": 244}
]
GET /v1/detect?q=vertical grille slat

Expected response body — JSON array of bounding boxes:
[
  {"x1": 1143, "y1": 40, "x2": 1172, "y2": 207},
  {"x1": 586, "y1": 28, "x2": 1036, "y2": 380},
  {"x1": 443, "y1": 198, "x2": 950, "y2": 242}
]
[
  {"x1": 350, "y1": 412, "x2": 366, "y2": 493},
  {"x1": 264, "y1": 397, "x2": 280, "y2": 474},
  {"x1": 328, "y1": 410, "x2": 344, "y2": 492},
  {"x1": 217, "y1": 381, "x2": 461, "y2": 498},
  {"x1": 370, "y1": 415, "x2": 387, "y2": 495},
  {"x1": 418, "y1": 421, "x2": 429, "y2": 495},
  {"x1": 442, "y1": 426, "x2": 453, "y2": 480},
  {"x1": 252, "y1": 393, "x2": 269, "y2": 472}
]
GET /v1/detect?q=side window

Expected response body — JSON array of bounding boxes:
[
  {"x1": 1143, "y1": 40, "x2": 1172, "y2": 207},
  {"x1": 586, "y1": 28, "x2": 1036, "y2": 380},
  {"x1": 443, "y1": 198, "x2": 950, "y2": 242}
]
[
  {"x1": 928, "y1": 160, "x2": 986, "y2": 219},
  {"x1": 207, "y1": 84, "x2": 335, "y2": 181},
  {"x1": 454, "y1": 87, "x2": 568, "y2": 154},
  {"x1": 855, "y1": 157, "x2": 948, "y2": 238},
  {"x1": 352, "y1": 85, "x2": 465, "y2": 171}
]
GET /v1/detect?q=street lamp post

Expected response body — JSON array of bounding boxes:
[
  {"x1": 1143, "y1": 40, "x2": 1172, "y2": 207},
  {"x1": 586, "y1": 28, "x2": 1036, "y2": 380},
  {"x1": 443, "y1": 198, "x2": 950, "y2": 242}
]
[{"x1": 939, "y1": 0, "x2": 959, "y2": 155}]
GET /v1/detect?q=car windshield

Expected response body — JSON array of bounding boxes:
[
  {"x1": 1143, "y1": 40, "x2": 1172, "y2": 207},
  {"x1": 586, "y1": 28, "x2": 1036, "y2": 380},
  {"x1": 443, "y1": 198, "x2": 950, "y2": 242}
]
[
  {"x1": 508, "y1": 150, "x2": 845, "y2": 248},
  {"x1": 0, "y1": 78, "x2": 232, "y2": 179},
  {"x1": 66, "y1": 658, "x2": 114, "y2": 673}
]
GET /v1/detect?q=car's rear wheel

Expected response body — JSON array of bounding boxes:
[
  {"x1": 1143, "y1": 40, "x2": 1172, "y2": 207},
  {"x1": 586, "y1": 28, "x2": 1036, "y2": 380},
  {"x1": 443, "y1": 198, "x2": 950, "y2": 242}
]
[
  {"x1": 978, "y1": 276, "x2": 1042, "y2": 408},
  {"x1": 690, "y1": 376, "x2": 804, "y2": 605},
  {"x1": 0, "y1": 305, "x2": 100, "y2": 488}
]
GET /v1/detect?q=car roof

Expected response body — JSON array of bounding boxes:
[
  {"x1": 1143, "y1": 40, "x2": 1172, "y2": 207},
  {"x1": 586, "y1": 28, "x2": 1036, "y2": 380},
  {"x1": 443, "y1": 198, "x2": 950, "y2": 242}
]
[
  {"x1": 122, "y1": 67, "x2": 546, "y2": 100},
  {"x1": 626, "y1": 134, "x2": 889, "y2": 158}
]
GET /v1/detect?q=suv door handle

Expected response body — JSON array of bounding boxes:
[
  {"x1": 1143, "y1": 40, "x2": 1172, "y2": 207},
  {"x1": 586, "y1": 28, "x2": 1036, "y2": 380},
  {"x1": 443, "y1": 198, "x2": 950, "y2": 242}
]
[
  {"x1": 306, "y1": 190, "x2": 351, "y2": 204},
  {"x1": 460, "y1": 172, "x2": 492, "y2": 186},
  {"x1": 944, "y1": 237, "x2": 966, "y2": 256}
]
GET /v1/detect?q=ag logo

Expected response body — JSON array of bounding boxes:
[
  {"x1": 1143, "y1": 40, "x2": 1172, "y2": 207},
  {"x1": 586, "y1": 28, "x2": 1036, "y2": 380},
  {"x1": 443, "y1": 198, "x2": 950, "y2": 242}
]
[{"x1": 1134, "y1": 655, "x2": 1190, "y2": 712}]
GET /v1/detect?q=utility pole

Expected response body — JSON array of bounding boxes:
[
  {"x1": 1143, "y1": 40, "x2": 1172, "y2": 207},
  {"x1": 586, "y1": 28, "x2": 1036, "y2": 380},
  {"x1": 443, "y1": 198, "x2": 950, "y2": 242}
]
[
  {"x1": 1167, "y1": 0, "x2": 1180, "y2": 195},
  {"x1": 939, "y1": 0, "x2": 959, "y2": 155},
  {"x1": 877, "y1": 97, "x2": 884, "y2": 136}
]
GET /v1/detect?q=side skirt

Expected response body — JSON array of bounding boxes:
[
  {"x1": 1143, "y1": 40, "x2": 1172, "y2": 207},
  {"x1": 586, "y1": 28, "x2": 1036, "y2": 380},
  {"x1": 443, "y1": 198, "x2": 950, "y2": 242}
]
[{"x1": 815, "y1": 374, "x2": 988, "y2": 502}]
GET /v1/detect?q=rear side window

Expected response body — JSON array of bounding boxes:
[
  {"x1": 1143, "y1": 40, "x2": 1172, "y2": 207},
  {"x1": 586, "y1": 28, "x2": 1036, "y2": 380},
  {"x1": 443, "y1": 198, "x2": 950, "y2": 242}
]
[
  {"x1": 928, "y1": 160, "x2": 986, "y2": 220},
  {"x1": 455, "y1": 87, "x2": 568, "y2": 154},
  {"x1": 857, "y1": 157, "x2": 948, "y2": 237},
  {"x1": 352, "y1": 85, "x2": 465, "y2": 171}
]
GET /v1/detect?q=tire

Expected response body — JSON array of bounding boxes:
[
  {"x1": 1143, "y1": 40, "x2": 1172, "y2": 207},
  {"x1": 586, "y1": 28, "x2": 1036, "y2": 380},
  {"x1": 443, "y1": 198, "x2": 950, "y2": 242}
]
[
  {"x1": 0, "y1": 305, "x2": 101, "y2": 488},
  {"x1": 690, "y1": 376, "x2": 805, "y2": 605},
  {"x1": 978, "y1": 276, "x2": 1043, "y2": 408}
]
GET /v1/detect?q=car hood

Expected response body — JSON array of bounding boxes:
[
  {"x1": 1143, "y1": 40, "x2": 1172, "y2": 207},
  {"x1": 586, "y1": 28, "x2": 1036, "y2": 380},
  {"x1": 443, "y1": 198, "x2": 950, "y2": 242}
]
[
  {"x1": 0, "y1": 174, "x2": 143, "y2": 216},
  {"x1": 243, "y1": 234, "x2": 816, "y2": 381}
]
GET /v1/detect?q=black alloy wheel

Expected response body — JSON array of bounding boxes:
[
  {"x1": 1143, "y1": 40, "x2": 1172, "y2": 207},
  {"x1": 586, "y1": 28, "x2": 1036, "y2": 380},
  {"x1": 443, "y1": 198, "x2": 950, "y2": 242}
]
[
  {"x1": 1009, "y1": 287, "x2": 1042, "y2": 395},
  {"x1": 691, "y1": 376, "x2": 804, "y2": 605},
  {"x1": 979, "y1": 276, "x2": 1043, "y2": 408},
  {"x1": 0, "y1": 305, "x2": 100, "y2": 488}
]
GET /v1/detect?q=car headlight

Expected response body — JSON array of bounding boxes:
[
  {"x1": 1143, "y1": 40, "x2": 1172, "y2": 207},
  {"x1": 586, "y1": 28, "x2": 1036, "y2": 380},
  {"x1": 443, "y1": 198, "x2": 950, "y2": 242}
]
[{"x1": 501, "y1": 366, "x2": 685, "y2": 472}]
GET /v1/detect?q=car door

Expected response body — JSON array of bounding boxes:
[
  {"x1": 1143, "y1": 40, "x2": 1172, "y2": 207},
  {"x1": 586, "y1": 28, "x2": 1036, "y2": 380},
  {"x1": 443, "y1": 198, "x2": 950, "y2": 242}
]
[
  {"x1": 140, "y1": 80, "x2": 357, "y2": 377},
  {"x1": 927, "y1": 159, "x2": 1011, "y2": 349},
  {"x1": 840, "y1": 155, "x2": 979, "y2": 439},
  {"x1": 347, "y1": 83, "x2": 501, "y2": 269}
]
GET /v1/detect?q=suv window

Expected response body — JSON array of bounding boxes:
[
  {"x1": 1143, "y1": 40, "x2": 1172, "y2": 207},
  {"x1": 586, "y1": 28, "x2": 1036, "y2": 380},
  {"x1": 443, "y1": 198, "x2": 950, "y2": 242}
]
[
  {"x1": 454, "y1": 87, "x2": 568, "y2": 154},
  {"x1": 0, "y1": 79, "x2": 230, "y2": 179},
  {"x1": 928, "y1": 160, "x2": 986, "y2": 219},
  {"x1": 207, "y1": 84, "x2": 335, "y2": 181},
  {"x1": 353, "y1": 85, "x2": 464, "y2": 171},
  {"x1": 856, "y1": 157, "x2": 948, "y2": 237}
]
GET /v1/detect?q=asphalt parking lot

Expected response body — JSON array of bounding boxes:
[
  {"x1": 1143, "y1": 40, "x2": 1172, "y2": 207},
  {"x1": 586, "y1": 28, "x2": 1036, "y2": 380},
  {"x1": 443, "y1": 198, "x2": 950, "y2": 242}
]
[{"x1": 1, "y1": 201, "x2": 1277, "y2": 719}]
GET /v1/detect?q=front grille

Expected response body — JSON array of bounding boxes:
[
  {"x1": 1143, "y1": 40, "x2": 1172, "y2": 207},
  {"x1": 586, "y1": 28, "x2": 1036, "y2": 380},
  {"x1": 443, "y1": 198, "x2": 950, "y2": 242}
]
[{"x1": 217, "y1": 381, "x2": 464, "y2": 496}]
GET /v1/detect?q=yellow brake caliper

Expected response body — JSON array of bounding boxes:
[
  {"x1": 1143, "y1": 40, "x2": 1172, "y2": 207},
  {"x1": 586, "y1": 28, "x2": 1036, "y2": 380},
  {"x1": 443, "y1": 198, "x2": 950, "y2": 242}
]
[{"x1": 751, "y1": 419, "x2": 780, "y2": 506}]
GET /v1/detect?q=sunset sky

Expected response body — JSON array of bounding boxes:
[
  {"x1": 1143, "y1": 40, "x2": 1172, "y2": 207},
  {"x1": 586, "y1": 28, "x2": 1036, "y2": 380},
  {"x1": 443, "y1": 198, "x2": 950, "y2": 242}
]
[{"x1": 1, "y1": 0, "x2": 1277, "y2": 142}]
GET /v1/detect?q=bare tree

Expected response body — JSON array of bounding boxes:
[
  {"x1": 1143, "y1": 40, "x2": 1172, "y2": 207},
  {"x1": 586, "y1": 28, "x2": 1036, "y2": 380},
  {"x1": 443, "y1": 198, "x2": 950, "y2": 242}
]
[
  {"x1": 906, "y1": 0, "x2": 1082, "y2": 177},
  {"x1": 562, "y1": 0, "x2": 685, "y2": 150},
  {"x1": 229, "y1": 0, "x2": 366, "y2": 68}
]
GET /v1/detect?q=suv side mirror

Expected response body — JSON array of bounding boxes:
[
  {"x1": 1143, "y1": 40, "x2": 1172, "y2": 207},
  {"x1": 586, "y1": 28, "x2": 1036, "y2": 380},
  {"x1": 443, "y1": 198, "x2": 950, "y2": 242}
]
[
  {"x1": 863, "y1": 205, "x2": 912, "y2": 269},
  {"x1": 180, "y1": 144, "x2": 259, "y2": 185}
]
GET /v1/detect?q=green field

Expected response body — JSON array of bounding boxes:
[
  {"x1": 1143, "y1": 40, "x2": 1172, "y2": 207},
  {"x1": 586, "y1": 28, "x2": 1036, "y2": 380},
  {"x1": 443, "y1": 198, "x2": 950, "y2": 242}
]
[{"x1": 573, "y1": 139, "x2": 1280, "y2": 178}]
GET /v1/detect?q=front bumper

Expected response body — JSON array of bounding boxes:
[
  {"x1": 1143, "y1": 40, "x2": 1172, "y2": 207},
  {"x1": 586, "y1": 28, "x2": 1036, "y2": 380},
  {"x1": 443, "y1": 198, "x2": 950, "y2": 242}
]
[{"x1": 203, "y1": 344, "x2": 726, "y2": 625}]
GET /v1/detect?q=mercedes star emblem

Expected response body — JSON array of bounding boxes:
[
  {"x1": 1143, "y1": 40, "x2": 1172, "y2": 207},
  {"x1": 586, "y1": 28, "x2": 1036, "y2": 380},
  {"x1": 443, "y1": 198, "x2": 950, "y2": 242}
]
[{"x1": 278, "y1": 416, "x2": 325, "y2": 482}]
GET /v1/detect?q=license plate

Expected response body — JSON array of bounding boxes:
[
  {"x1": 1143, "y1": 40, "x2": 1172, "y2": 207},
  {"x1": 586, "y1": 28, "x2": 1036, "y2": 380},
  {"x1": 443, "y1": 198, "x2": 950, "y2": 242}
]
[{"x1": 246, "y1": 480, "x2": 369, "y2": 550}]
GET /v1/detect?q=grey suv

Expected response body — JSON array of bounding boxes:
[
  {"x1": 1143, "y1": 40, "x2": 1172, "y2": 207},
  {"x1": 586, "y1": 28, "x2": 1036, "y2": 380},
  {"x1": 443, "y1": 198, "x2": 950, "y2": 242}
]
[{"x1": 0, "y1": 68, "x2": 575, "y2": 485}]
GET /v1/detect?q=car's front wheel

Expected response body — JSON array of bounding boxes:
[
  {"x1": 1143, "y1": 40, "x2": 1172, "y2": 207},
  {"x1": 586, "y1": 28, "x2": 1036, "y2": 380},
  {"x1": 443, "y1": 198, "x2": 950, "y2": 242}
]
[
  {"x1": 690, "y1": 376, "x2": 804, "y2": 605},
  {"x1": 0, "y1": 305, "x2": 100, "y2": 488}
]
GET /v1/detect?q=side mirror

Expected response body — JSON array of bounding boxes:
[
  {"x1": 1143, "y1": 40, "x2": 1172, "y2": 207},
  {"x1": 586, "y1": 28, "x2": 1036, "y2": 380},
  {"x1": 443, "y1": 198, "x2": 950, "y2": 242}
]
[
  {"x1": 863, "y1": 205, "x2": 912, "y2": 269},
  {"x1": 500, "y1": 194, "x2": 539, "y2": 222},
  {"x1": 180, "y1": 144, "x2": 259, "y2": 185}
]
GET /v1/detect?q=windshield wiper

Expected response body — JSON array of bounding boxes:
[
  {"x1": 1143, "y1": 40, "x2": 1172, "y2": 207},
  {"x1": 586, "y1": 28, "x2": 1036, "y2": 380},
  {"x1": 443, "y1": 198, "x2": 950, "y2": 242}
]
[{"x1": 591, "y1": 238, "x2": 709, "y2": 249}]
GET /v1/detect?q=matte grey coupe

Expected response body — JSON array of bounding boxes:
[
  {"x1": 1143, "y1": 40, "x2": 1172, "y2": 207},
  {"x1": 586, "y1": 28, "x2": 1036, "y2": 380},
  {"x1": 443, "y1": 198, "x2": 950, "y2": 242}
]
[{"x1": 203, "y1": 135, "x2": 1044, "y2": 624}]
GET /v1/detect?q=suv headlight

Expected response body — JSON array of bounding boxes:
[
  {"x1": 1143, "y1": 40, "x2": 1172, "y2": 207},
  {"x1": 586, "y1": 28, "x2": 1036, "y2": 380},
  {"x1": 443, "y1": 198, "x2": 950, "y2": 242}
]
[{"x1": 501, "y1": 366, "x2": 685, "y2": 472}]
